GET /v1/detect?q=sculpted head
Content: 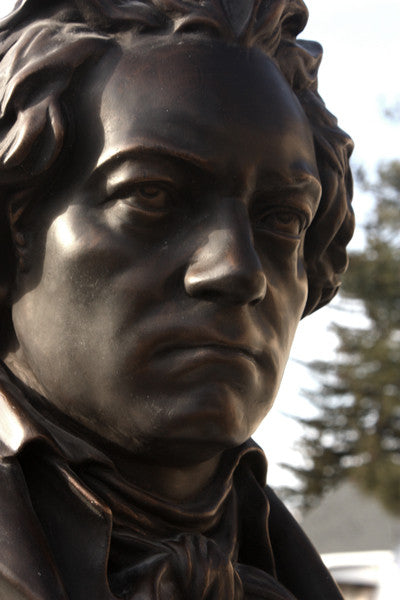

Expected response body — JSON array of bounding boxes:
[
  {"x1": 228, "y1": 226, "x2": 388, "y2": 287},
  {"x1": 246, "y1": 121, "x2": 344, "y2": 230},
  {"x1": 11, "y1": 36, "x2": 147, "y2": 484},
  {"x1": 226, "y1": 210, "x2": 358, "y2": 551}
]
[{"x1": 0, "y1": 0, "x2": 354, "y2": 466}]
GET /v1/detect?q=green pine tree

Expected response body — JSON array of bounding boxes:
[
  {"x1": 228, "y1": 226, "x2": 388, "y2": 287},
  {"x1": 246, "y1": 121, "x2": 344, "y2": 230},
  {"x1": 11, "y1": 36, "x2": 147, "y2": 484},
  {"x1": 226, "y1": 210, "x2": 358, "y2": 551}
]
[{"x1": 283, "y1": 160, "x2": 400, "y2": 514}]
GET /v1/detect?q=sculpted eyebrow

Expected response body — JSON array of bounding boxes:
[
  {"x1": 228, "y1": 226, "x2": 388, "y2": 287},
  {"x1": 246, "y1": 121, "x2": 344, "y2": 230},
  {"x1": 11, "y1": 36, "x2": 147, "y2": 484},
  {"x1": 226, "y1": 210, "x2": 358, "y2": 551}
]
[
  {"x1": 252, "y1": 176, "x2": 322, "y2": 220},
  {"x1": 257, "y1": 174, "x2": 321, "y2": 194},
  {"x1": 92, "y1": 145, "x2": 216, "y2": 180},
  {"x1": 256, "y1": 175, "x2": 322, "y2": 206}
]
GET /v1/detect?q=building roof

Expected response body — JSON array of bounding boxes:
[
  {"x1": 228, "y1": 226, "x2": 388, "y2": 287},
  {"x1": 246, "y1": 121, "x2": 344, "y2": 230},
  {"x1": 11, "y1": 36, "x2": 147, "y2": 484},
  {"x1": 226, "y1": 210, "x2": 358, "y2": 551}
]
[{"x1": 300, "y1": 481, "x2": 400, "y2": 554}]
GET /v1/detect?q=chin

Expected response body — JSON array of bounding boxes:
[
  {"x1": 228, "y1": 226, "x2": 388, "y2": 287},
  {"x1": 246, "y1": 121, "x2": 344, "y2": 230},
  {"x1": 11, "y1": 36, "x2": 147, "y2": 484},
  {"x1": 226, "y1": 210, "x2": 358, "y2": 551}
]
[
  {"x1": 99, "y1": 382, "x2": 267, "y2": 466},
  {"x1": 141, "y1": 393, "x2": 254, "y2": 466}
]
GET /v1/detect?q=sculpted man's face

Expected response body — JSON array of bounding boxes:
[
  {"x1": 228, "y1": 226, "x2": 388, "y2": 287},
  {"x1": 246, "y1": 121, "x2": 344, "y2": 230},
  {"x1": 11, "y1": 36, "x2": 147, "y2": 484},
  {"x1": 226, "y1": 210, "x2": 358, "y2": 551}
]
[{"x1": 8, "y1": 40, "x2": 321, "y2": 464}]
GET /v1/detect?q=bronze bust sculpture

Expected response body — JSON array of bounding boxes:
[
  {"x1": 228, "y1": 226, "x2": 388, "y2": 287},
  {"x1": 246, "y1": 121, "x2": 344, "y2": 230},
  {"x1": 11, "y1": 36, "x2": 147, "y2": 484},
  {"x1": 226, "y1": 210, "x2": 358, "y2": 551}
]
[{"x1": 0, "y1": 1, "x2": 354, "y2": 598}]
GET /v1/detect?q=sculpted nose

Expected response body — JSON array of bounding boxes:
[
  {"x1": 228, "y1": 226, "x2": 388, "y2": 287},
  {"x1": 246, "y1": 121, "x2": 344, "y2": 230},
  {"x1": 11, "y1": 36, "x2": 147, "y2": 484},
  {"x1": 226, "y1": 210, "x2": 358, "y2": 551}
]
[{"x1": 184, "y1": 224, "x2": 267, "y2": 306}]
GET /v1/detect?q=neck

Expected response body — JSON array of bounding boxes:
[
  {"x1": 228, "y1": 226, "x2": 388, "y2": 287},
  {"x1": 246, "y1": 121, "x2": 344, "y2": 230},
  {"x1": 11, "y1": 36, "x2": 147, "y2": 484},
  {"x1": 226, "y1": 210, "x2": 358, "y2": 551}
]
[{"x1": 109, "y1": 450, "x2": 222, "y2": 503}]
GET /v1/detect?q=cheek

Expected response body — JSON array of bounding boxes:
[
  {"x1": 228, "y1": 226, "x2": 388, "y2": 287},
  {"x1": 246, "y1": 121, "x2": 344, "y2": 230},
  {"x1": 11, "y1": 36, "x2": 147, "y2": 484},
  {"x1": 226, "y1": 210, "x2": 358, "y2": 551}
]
[
  {"x1": 47, "y1": 206, "x2": 168, "y2": 291},
  {"x1": 280, "y1": 270, "x2": 308, "y2": 353},
  {"x1": 258, "y1": 235, "x2": 308, "y2": 320},
  {"x1": 11, "y1": 211, "x2": 117, "y2": 357},
  {"x1": 14, "y1": 206, "x2": 176, "y2": 364}
]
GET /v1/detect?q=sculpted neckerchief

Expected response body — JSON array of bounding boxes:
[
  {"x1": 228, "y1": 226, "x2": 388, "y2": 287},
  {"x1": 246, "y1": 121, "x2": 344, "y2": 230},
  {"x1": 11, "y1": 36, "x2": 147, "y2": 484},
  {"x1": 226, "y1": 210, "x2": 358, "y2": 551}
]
[{"x1": 74, "y1": 445, "x2": 297, "y2": 600}]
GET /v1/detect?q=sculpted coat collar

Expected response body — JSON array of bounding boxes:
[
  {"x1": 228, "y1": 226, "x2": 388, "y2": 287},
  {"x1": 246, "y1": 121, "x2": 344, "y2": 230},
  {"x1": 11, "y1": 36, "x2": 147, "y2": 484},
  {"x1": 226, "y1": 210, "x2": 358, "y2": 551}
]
[{"x1": 0, "y1": 365, "x2": 343, "y2": 600}]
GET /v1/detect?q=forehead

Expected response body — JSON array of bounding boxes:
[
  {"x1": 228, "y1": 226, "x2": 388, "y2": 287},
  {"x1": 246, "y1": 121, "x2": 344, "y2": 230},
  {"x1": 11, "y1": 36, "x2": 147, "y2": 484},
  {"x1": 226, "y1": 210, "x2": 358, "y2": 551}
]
[{"x1": 94, "y1": 39, "x2": 317, "y2": 181}]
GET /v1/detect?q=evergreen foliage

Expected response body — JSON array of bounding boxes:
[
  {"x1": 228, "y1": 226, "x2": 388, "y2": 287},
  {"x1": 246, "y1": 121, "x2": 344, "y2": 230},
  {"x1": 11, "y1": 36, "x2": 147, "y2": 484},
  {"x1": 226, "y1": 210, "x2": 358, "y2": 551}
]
[{"x1": 284, "y1": 161, "x2": 400, "y2": 514}]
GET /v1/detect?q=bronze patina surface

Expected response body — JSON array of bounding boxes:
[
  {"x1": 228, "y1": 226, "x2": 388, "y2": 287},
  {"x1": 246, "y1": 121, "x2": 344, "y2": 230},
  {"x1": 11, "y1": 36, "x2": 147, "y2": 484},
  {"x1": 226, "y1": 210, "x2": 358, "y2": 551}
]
[{"x1": 0, "y1": 1, "x2": 354, "y2": 599}]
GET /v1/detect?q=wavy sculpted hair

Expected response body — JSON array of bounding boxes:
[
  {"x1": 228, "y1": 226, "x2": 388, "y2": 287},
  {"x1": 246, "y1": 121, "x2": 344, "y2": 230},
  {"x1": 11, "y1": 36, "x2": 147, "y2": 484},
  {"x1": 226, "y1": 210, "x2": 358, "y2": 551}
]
[{"x1": 0, "y1": 0, "x2": 354, "y2": 349}]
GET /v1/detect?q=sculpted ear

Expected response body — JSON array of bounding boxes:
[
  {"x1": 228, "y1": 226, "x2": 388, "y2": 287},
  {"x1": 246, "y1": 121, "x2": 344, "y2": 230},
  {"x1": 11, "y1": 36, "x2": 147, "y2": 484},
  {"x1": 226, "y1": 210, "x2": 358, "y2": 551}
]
[{"x1": 7, "y1": 193, "x2": 32, "y2": 274}]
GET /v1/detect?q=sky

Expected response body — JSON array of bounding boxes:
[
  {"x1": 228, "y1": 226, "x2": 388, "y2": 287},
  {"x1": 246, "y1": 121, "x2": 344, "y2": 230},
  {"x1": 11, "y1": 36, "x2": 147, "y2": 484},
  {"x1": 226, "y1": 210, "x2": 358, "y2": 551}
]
[{"x1": 0, "y1": 0, "x2": 399, "y2": 487}]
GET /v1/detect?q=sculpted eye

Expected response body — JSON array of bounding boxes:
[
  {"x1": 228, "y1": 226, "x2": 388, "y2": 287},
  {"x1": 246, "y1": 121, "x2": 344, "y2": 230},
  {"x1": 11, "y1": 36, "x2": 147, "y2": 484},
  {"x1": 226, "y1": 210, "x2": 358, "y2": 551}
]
[
  {"x1": 106, "y1": 181, "x2": 175, "y2": 220},
  {"x1": 124, "y1": 183, "x2": 172, "y2": 213},
  {"x1": 255, "y1": 208, "x2": 308, "y2": 238},
  {"x1": 102, "y1": 180, "x2": 177, "y2": 230}
]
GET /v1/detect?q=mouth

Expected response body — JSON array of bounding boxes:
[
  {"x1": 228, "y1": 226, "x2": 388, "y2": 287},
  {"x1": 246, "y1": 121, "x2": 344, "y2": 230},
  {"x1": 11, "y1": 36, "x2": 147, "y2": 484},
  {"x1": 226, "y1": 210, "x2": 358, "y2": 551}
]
[{"x1": 153, "y1": 341, "x2": 261, "y2": 366}]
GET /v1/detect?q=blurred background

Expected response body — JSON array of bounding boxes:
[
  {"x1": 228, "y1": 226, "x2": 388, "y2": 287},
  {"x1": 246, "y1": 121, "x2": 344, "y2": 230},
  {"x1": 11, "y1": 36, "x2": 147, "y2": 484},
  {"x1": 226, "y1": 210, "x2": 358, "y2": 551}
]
[{"x1": 1, "y1": 1, "x2": 399, "y2": 598}]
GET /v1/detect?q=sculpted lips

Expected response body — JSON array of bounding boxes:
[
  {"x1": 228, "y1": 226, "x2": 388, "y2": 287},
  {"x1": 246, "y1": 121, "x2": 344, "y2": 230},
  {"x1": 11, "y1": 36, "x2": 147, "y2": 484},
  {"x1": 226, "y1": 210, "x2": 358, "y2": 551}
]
[
  {"x1": 154, "y1": 342, "x2": 258, "y2": 364},
  {"x1": 150, "y1": 333, "x2": 269, "y2": 372},
  {"x1": 146, "y1": 338, "x2": 270, "y2": 393}
]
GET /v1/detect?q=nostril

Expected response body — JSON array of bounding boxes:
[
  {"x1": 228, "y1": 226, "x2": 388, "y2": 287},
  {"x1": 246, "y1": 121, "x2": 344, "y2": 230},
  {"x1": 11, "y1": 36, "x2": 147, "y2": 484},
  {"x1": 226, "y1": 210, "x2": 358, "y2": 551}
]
[
  {"x1": 188, "y1": 289, "x2": 228, "y2": 304},
  {"x1": 250, "y1": 295, "x2": 263, "y2": 306}
]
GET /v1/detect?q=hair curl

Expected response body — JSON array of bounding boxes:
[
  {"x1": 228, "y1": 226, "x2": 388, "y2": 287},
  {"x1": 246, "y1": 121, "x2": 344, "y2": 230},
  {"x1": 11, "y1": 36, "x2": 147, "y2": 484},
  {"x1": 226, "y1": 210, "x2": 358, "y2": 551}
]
[{"x1": 0, "y1": 0, "x2": 354, "y2": 348}]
